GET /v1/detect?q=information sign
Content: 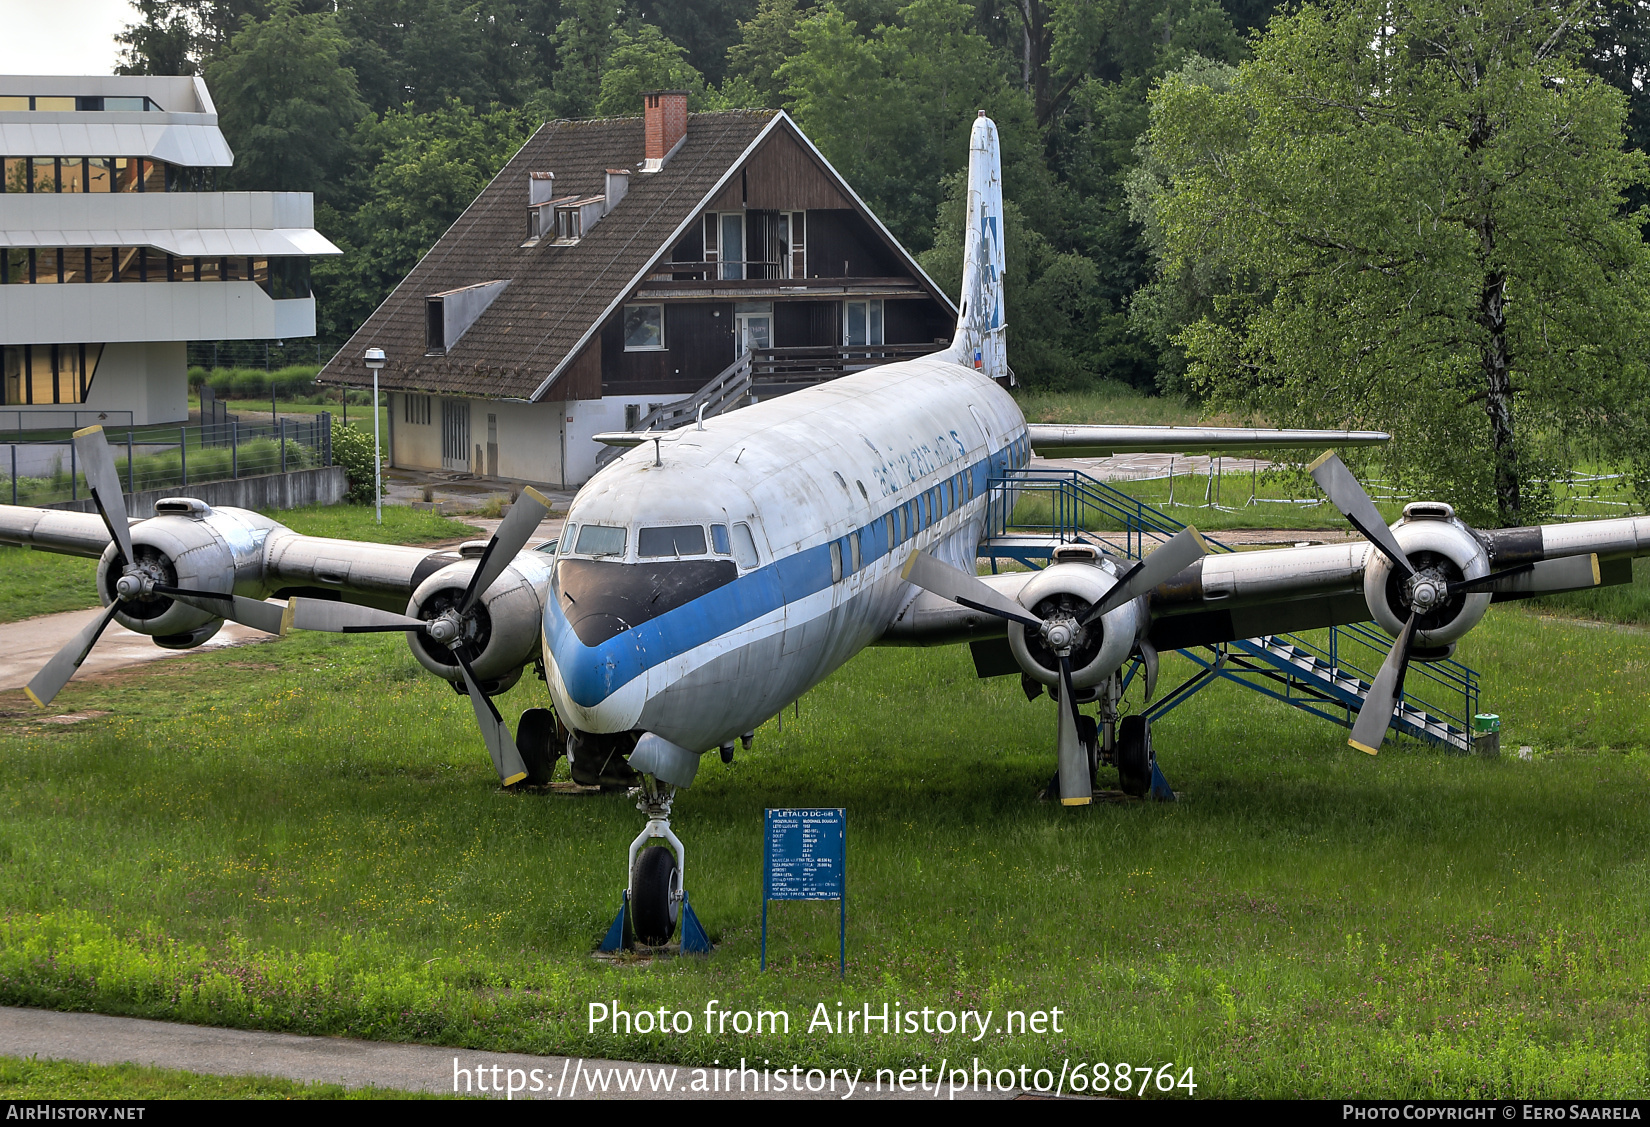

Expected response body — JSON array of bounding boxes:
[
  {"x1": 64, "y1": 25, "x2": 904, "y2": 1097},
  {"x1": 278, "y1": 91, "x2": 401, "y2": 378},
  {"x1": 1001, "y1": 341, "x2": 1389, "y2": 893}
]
[{"x1": 762, "y1": 808, "x2": 846, "y2": 975}]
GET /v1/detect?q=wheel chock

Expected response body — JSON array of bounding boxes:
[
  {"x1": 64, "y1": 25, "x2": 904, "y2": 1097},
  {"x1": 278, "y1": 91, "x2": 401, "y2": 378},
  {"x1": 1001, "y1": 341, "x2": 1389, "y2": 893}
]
[
  {"x1": 679, "y1": 890, "x2": 712, "y2": 954},
  {"x1": 1149, "y1": 759, "x2": 1177, "y2": 802},
  {"x1": 598, "y1": 890, "x2": 632, "y2": 952}
]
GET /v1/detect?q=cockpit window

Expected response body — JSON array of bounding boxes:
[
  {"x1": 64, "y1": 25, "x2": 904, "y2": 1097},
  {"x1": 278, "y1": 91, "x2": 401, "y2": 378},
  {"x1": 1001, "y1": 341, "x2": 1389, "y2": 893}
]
[
  {"x1": 638, "y1": 525, "x2": 707, "y2": 558},
  {"x1": 710, "y1": 524, "x2": 730, "y2": 554},
  {"x1": 574, "y1": 524, "x2": 626, "y2": 557},
  {"x1": 731, "y1": 522, "x2": 759, "y2": 569}
]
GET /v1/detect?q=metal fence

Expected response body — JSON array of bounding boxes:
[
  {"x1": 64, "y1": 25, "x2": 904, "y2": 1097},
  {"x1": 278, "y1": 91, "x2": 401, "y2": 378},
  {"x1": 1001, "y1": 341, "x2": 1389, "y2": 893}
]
[
  {"x1": 3, "y1": 413, "x2": 332, "y2": 507},
  {"x1": 188, "y1": 340, "x2": 331, "y2": 371}
]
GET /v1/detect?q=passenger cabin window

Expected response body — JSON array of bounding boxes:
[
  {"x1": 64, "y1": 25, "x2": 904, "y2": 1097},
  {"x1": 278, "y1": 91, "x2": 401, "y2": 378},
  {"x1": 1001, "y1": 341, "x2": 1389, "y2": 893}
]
[
  {"x1": 638, "y1": 525, "x2": 706, "y2": 558},
  {"x1": 711, "y1": 524, "x2": 730, "y2": 554},
  {"x1": 830, "y1": 542, "x2": 843, "y2": 583},
  {"x1": 623, "y1": 303, "x2": 664, "y2": 350},
  {"x1": 574, "y1": 524, "x2": 626, "y2": 557},
  {"x1": 731, "y1": 522, "x2": 760, "y2": 569}
]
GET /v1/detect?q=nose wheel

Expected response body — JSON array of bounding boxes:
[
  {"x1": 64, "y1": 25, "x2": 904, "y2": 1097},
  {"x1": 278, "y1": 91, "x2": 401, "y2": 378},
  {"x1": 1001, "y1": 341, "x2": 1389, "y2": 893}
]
[{"x1": 597, "y1": 775, "x2": 713, "y2": 954}]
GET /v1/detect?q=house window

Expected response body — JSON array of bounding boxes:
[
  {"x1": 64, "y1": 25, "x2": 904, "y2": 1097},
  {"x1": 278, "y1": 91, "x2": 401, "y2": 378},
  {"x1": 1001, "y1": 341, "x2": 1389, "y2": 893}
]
[
  {"x1": 844, "y1": 300, "x2": 884, "y2": 347},
  {"x1": 624, "y1": 403, "x2": 641, "y2": 429},
  {"x1": 780, "y1": 211, "x2": 806, "y2": 278},
  {"x1": 623, "y1": 304, "x2": 665, "y2": 350},
  {"x1": 403, "y1": 395, "x2": 431, "y2": 425},
  {"x1": 720, "y1": 213, "x2": 744, "y2": 280},
  {"x1": 555, "y1": 206, "x2": 582, "y2": 241}
]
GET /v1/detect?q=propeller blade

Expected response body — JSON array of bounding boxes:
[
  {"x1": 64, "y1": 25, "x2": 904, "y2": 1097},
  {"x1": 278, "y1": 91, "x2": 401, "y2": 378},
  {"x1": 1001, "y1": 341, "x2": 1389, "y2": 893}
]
[
  {"x1": 453, "y1": 647, "x2": 529, "y2": 786},
  {"x1": 1056, "y1": 654, "x2": 1091, "y2": 806},
  {"x1": 1079, "y1": 526, "x2": 1208, "y2": 627},
  {"x1": 284, "y1": 598, "x2": 427, "y2": 635},
  {"x1": 1137, "y1": 639, "x2": 1160, "y2": 703},
  {"x1": 1449, "y1": 554, "x2": 1600, "y2": 597},
  {"x1": 1348, "y1": 612, "x2": 1419, "y2": 755},
  {"x1": 153, "y1": 586, "x2": 288, "y2": 635},
  {"x1": 24, "y1": 602, "x2": 122, "y2": 709},
  {"x1": 1307, "y1": 450, "x2": 1414, "y2": 578},
  {"x1": 902, "y1": 550, "x2": 1044, "y2": 629},
  {"x1": 73, "y1": 426, "x2": 135, "y2": 568},
  {"x1": 460, "y1": 486, "x2": 553, "y2": 614}
]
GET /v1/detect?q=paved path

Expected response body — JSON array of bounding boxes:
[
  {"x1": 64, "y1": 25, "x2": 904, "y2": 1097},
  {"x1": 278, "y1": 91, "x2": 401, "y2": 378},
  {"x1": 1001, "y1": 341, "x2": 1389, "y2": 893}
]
[
  {"x1": 0, "y1": 1007, "x2": 1020, "y2": 1100},
  {"x1": 0, "y1": 606, "x2": 276, "y2": 694}
]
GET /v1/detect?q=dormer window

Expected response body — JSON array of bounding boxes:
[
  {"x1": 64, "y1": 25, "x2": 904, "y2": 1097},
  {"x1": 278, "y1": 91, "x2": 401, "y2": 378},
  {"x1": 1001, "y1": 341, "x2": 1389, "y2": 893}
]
[{"x1": 556, "y1": 205, "x2": 583, "y2": 241}]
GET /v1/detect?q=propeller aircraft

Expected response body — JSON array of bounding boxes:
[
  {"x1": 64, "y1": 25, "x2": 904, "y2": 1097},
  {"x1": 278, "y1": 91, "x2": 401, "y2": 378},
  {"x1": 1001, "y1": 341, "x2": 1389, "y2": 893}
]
[{"x1": 4, "y1": 113, "x2": 1646, "y2": 948}]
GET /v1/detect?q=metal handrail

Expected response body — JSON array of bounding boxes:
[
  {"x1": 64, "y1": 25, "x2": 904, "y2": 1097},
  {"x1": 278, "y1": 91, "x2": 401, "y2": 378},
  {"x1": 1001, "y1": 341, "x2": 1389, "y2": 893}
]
[{"x1": 983, "y1": 465, "x2": 1480, "y2": 745}]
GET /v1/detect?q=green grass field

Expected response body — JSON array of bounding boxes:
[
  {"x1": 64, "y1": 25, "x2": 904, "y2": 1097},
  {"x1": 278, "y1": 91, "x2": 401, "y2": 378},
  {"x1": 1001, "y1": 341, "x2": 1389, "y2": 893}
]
[
  {"x1": 0, "y1": 505, "x2": 480, "y2": 625},
  {"x1": 0, "y1": 1056, "x2": 439, "y2": 1099},
  {"x1": 0, "y1": 599, "x2": 1646, "y2": 1098}
]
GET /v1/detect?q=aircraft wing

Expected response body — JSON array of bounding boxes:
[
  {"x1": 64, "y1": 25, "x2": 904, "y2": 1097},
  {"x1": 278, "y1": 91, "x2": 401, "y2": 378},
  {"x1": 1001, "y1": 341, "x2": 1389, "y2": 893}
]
[
  {"x1": 1028, "y1": 424, "x2": 1390, "y2": 458},
  {"x1": 0, "y1": 505, "x2": 130, "y2": 558},
  {"x1": 1145, "y1": 513, "x2": 1649, "y2": 651}
]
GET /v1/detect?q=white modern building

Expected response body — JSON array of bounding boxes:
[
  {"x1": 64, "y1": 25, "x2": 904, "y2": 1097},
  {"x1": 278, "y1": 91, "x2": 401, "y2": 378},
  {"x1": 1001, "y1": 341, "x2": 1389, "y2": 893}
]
[{"x1": 0, "y1": 75, "x2": 339, "y2": 431}]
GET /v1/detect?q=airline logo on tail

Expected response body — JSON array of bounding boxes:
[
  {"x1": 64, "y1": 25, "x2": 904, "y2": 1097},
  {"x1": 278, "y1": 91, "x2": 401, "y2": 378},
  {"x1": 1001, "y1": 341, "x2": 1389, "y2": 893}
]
[{"x1": 955, "y1": 112, "x2": 1007, "y2": 382}]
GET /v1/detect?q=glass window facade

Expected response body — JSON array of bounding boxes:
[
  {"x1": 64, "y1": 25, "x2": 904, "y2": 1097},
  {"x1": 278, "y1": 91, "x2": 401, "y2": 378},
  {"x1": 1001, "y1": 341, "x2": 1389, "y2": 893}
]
[
  {"x1": 0, "y1": 95, "x2": 159, "y2": 112},
  {"x1": 0, "y1": 250, "x2": 309, "y2": 297},
  {"x1": 1, "y1": 344, "x2": 102, "y2": 406},
  {"x1": 0, "y1": 157, "x2": 211, "y2": 193}
]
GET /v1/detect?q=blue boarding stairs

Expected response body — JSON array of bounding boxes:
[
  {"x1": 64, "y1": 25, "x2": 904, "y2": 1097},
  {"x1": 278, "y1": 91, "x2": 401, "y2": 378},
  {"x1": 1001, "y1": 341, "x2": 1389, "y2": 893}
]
[{"x1": 979, "y1": 467, "x2": 1480, "y2": 786}]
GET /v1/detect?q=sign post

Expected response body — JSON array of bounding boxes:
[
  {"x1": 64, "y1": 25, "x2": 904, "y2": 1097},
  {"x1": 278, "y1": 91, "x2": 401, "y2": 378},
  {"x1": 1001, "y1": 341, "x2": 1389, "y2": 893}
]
[{"x1": 762, "y1": 808, "x2": 846, "y2": 977}]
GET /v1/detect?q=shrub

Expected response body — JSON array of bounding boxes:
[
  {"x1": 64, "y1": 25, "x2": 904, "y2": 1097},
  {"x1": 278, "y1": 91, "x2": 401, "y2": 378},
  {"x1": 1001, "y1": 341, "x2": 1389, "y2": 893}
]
[{"x1": 331, "y1": 419, "x2": 385, "y2": 503}]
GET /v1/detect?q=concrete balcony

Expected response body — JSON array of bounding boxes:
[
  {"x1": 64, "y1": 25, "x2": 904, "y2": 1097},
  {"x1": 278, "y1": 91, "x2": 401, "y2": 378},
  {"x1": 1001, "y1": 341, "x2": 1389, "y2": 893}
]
[{"x1": 0, "y1": 192, "x2": 335, "y2": 257}]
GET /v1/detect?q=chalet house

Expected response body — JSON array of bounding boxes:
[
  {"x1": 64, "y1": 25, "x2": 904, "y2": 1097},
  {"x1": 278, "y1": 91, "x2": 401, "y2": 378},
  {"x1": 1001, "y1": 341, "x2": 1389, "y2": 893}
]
[{"x1": 321, "y1": 92, "x2": 956, "y2": 487}]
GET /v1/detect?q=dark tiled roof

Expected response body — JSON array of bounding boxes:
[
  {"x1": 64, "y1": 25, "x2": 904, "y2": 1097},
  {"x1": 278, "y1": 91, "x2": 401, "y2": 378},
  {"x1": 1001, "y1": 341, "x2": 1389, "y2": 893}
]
[{"x1": 321, "y1": 110, "x2": 778, "y2": 399}]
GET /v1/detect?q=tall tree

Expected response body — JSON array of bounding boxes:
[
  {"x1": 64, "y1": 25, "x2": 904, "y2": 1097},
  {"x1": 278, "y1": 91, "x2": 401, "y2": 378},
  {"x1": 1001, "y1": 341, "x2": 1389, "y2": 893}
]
[
  {"x1": 594, "y1": 23, "x2": 711, "y2": 115},
  {"x1": 204, "y1": 1, "x2": 370, "y2": 201},
  {"x1": 1138, "y1": 0, "x2": 1650, "y2": 523}
]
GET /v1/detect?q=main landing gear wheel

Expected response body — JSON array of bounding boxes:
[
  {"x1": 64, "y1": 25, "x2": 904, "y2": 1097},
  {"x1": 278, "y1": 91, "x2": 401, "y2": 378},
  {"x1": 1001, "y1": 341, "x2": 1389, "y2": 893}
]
[
  {"x1": 1117, "y1": 714, "x2": 1152, "y2": 798},
  {"x1": 631, "y1": 845, "x2": 681, "y2": 946},
  {"x1": 514, "y1": 708, "x2": 563, "y2": 785}
]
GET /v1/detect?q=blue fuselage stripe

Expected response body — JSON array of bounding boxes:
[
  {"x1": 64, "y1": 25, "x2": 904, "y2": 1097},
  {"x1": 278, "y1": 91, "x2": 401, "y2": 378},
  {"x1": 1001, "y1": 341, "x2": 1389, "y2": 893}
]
[{"x1": 546, "y1": 436, "x2": 1028, "y2": 707}]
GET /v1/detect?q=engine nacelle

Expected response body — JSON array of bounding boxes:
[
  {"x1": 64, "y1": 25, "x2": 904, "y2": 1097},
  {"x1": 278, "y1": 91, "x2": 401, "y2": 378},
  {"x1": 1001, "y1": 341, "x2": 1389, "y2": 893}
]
[
  {"x1": 1007, "y1": 556, "x2": 1144, "y2": 689},
  {"x1": 94, "y1": 498, "x2": 280, "y2": 645},
  {"x1": 406, "y1": 546, "x2": 554, "y2": 692},
  {"x1": 1364, "y1": 502, "x2": 1491, "y2": 653}
]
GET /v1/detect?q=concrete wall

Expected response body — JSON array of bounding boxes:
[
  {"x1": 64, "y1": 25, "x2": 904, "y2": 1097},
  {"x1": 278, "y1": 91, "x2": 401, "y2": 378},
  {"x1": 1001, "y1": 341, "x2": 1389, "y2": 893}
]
[
  {"x1": 0, "y1": 283, "x2": 315, "y2": 347},
  {"x1": 391, "y1": 395, "x2": 569, "y2": 486},
  {"x1": 44, "y1": 464, "x2": 346, "y2": 517},
  {"x1": 387, "y1": 392, "x2": 691, "y2": 486}
]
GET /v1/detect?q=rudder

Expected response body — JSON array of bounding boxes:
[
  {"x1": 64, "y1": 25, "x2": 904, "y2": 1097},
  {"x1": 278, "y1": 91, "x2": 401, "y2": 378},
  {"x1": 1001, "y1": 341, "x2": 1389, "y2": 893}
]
[{"x1": 950, "y1": 111, "x2": 1008, "y2": 382}]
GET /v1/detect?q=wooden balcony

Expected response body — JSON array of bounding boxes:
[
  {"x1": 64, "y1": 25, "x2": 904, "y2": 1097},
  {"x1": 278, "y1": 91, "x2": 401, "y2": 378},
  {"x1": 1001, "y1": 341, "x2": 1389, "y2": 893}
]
[{"x1": 634, "y1": 263, "x2": 926, "y2": 301}]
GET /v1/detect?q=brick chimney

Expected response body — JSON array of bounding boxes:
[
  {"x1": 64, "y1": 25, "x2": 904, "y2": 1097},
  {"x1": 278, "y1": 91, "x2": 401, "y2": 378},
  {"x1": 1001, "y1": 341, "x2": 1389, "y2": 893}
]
[{"x1": 642, "y1": 90, "x2": 688, "y2": 173}]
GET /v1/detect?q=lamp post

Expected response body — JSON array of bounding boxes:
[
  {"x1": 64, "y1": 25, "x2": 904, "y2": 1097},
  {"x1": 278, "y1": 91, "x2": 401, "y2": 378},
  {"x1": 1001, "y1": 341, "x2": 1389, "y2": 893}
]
[{"x1": 363, "y1": 347, "x2": 386, "y2": 525}]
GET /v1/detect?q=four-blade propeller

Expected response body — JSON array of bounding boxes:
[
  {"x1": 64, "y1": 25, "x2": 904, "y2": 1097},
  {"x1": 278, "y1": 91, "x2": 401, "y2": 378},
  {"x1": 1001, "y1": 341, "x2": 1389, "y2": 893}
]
[
  {"x1": 902, "y1": 527, "x2": 1207, "y2": 804},
  {"x1": 25, "y1": 427, "x2": 286, "y2": 708},
  {"x1": 24, "y1": 428, "x2": 552, "y2": 789},
  {"x1": 1309, "y1": 450, "x2": 1602, "y2": 753},
  {"x1": 283, "y1": 486, "x2": 553, "y2": 786}
]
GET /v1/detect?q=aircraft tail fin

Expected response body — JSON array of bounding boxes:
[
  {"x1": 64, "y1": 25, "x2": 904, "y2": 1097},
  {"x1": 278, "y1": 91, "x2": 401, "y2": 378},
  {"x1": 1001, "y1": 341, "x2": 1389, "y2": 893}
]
[{"x1": 950, "y1": 111, "x2": 1008, "y2": 382}]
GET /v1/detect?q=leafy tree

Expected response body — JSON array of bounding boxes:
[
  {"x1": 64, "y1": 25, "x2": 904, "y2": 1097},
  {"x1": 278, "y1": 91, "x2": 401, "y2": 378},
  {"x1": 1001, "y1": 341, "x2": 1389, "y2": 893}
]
[
  {"x1": 204, "y1": 2, "x2": 370, "y2": 201},
  {"x1": 922, "y1": 173, "x2": 1111, "y2": 388},
  {"x1": 1139, "y1": 0, "x2": 1650, "y2": 524},
  {"x1": 550, "y1": 0, "x2": 623, "y2": 118},
  {"x1": 594, "y1": 24, "x2": 712, "y2": 115},
  {"x1": 782, "y1": 0, "x2": 1033, "y2": 249},
  {"x1": 315, "y1": 101, "x2": 530, "y2": 343},
  {"x1": 637, "y1": 0, "x2": 759, "y2": 82},
  {"x1": 727, "y1": 0, "x2": 810, "y2": 106}
]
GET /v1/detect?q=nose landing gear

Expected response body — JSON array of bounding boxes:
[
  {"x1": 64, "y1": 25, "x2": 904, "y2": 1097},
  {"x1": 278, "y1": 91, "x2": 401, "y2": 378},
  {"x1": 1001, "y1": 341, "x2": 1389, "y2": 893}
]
[{"x1": 597, "y1": 776, "x2": 713, "y2": 954}]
